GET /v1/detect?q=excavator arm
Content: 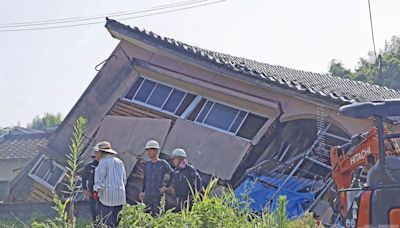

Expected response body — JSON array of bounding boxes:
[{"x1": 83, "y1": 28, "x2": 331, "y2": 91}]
[{"x1": 330, "y1": 127, "x2": 400, "y2": 218}]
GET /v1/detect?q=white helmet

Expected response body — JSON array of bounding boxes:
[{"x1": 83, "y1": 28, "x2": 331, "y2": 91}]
[
  {"x1": 172, "y1": 148, "x2": 187, "y2": 158},
  {"x1": 145, "y1": 140, "x2": 160, "y2": 150}
]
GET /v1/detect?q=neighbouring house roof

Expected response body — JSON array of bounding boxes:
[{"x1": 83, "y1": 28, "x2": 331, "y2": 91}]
[
  {"x1": 0, "y1": 127, "x2": 44, "y2": 138},
  {"x1": 0, "y1": 132, "x2": 49, "y2": 160},
  {"x1": 105, "y1": 19, "x2": 400, "y2": 105}
]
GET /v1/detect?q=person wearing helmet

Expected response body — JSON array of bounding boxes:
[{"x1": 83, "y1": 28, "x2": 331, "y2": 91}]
[
  {"x1": 170, "y1": 148, "x2": 202, "y2": 211},
  {"x1": 139, "y1": 140, "x2": 174, "y2": 216}
]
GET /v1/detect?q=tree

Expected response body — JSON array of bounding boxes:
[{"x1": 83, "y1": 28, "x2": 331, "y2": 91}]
[
  {"x1": 0, "y1": 128, "x2": 6, "y2": 136},
  {"x1": 328, "y1": 59, "x2": 351, "y2": 78},
  {"x1": 27, "y1": 113, "x2": 63, "y2": 132},
  {"x1": 329, "y1": 35, "x2": 400, "y2": 90}
]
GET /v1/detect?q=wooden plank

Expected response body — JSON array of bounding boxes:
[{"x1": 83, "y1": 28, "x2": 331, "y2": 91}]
[
  {"x1": 113, "y1": 107, "x2": 176, "y2": 129},
  {"x1": 111, "y1": 106, "x2": 154, "y2": 118},
  {"x1": 32, "y1": 182, "x2": 52, "y2": 195},
  {"x1": 29, "y1": 193, "x2": 44, "y2": 202},
  {"x1": 30, "y1": 188, "x2": 52, "y2": 202},
  {"x1": 31, "y1": 182, "x2": 53, "y2": 201},
  {"x1": 116, "y1": 99, "x2": 176, "y2": 119},
  {"x1": 116, "y1": 104, "x2": 165, "y2": 118}
]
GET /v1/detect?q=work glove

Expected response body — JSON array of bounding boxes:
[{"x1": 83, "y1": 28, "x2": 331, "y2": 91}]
[{"x1": 93, "y1": 191, "x2": 99, "y2": 201}]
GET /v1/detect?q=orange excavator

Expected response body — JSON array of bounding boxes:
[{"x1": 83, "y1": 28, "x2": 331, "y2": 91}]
[{"x1": 329, "y1": 100, "x2": 400, "y2": 227}]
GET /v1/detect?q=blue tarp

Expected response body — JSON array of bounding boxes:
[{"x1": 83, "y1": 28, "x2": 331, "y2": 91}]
[{"x1": 234, "y1": 173, "x2": 316, "y2": 219}]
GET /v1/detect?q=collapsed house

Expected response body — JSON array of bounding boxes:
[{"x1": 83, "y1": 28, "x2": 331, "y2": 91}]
[
  {"x1": 5, "y1": 19, "x2": 400, "y2": 223},
  {"x1": 0, "y1": 127, "x2": 49, "y2": 201}
]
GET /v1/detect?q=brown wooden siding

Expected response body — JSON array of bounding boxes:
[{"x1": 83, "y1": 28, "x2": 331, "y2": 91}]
[
  {"x1": 109, "y1": 98, "x2": 177, "y2": 127},
  {"x1": 29, "y1": 182, "x2": 53, "y2": 202}
]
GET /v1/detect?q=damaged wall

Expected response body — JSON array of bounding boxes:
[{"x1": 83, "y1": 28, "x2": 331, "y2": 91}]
[
  {"x1": 94, "y1": 116, "x2": 172, "y2": 175},
  {"x1": 162, "y1": 119, "x2": 251, "y2": 180}
]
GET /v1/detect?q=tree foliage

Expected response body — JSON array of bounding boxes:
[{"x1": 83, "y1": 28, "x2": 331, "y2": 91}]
[
  {"x1": 329, "y1": 36, "x2": 400, "y2": 90},
  {"x1": 27, "y1": 113, "x2": 63, "y2": 132},
  {"x1": 0, "y1": 128, "x2": 6, "y2": 136}
]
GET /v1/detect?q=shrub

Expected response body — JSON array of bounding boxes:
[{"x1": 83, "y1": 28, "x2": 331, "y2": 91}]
[{"x1": 118, "y1": 178, "x2": 320, "y2": 228}]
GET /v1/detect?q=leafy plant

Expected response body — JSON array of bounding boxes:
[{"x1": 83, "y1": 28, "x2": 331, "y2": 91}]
[
  {"x1": 118, "y1": 177, "x2": 321, "y2": 228},
  {"x1": 31, "y1": 117, "x2": 87, "y2": 228},
  {"x1": 65, "y1": 117, "x2": 87, "y2": 226}
]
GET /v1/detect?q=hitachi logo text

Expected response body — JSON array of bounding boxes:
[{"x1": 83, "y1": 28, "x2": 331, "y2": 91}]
[{"x1": 350, "y1": 147, "x2": 371, "y2": 165}]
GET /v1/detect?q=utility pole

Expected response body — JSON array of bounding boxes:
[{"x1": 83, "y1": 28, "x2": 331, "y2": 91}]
[{"x1": 377, "y1": 54, "x2": 383, "y2": 86}]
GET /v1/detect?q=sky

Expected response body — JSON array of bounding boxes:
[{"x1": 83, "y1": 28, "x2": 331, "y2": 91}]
[{"x1": 1, "y1": 0, "x2": 400, "y2": 127}]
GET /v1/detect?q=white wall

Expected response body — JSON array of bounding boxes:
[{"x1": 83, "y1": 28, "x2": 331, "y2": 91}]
[{"x1": 0, "y1": 159, "x2": 31, "y2": 181}]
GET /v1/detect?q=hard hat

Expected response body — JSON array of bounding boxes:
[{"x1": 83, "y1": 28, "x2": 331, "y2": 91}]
[
  {"x1": 172, "y1": 148, "x2": 187, "y2": 158},
  {"x1": 146, "y1": 140, "x2": 160, "y2": 150}
]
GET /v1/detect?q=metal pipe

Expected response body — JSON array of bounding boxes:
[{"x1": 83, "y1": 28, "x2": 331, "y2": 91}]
[
  {"x1": 278, "y1": 144, "x2": 291, "y2": 162},
  {"x1": 305, "y1": 156, "x2": 332, "y2": 169},
  {"x1": 267, "y1": 140, "x2": 318, "y2": 204},
  {"x1": 268, "y1": 124, "x2": 332, "y2": 174},
  {"x1": 384, "y1": 133, "x2": 400, "y2": 139},
  {"x1": 267, "y1": 124, "x2": 332, "y2": 205},
  {"x1": 306, "y1": 178, "x2": 333, "y2": 212},
  {"x1": 376, "y1": 116, "x2": 386, "y2": 166},
  {"x1": 322, "y1": 132, "x2": 351, "y2": 143},
  {"x1": 337, "y1": 187, "x2": 363, "y2": 193}
]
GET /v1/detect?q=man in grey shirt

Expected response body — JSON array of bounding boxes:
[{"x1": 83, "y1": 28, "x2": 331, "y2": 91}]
[
  {"x1": 93, "y1": 141, "x2": 126, "y2": 227},
  {"x1": 139, "y1": 140, "x2": 173, "y2": 216}
]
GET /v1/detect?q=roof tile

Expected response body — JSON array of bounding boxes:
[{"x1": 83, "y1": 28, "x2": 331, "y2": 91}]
[
  {"x1": 106, "y1": 19, "x2": 400, "y2": 104},
  {"x1": 0, "y1": 133, "x2": 49, "y2": 160}
]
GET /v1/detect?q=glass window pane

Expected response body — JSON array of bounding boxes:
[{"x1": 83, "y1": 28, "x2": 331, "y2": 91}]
[
  {"x1": 175, "y1": 93, "x2": 196, "y2": 116},
  {"x1": 229, "y1": 111, "x2": 247, "y2": 133},
  {"x1": 125, "y1": 77, "x2": 143, "y2": 100},
  {"x1": 237, "y1": 113, "x2": 268, "y2": 139},
  {"x1": 31, "y1": 157, "x2": 45, "y2": 175},
  {"x1": 147, "y1": 84, "x2": 172, "y2": 108},
  {"x1": 187, "y1": 99, "x2": 206, "y2": 121},
  {"x1": 163, "y1": 89, "x2": 185, "y2": 113},
  {"x1": 196, "y1": 101, "x2": 213, "y2": 123},
  {"x1": 134, "y1": 80, "x2": 156, "y2": 102},
  {"x1": 47, "y1": 166, "x2": 64, "y2": 187},
  {"x1": 204, "y1": 103, "x2": 238, "y2": 130},
  {"x1": 35, "y1": 159, "x2": 51, "y2": 178}
]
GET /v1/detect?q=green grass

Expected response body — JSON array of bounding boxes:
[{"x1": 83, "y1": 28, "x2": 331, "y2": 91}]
[
  {"x1": 1, "y1": 180, "x2": 321, "y2": 228},
  {"x1": 118, "y1": 178, "x2": 322, "y2": 228}
]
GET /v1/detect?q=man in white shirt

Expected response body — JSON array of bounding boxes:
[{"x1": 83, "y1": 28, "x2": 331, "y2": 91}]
[{"x1": 93, "y1": 141, "x2": 127, "y2": 227}]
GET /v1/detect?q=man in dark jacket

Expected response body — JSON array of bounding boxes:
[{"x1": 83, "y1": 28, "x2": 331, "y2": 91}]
[
  {"x1": 170, "y1": 148, "x2": 202, "y2": 211},
  {"x1": 139, "y1": 140, "x2": 174, "y2": 216},
  {"x1": 81, "y1": 151, "x2": 100, "y2": 222}
]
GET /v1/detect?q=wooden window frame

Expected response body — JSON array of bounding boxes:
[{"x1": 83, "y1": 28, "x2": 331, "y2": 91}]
[{"x1": 28, "y1": 154, "x2": 66, "y2": 191}]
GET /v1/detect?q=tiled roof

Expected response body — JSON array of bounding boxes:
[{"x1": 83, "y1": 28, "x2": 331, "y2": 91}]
[
  {"x1": 106, "y1": 19, "x2": 400, "y2": 105},
  {"x1": 0, "y1": 127, "x2": 44, "y2": 137},
  {"x1": 0, "y1": 133, "x2": 49, "y2": 160}
]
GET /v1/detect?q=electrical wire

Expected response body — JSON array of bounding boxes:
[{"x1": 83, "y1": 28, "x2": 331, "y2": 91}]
[
  {"x1": 0, "y1": 0, "x2": 225, "y2": 32},
  {"x1": 0, "y1": 0, "x2": 208, "y2": 28}
]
